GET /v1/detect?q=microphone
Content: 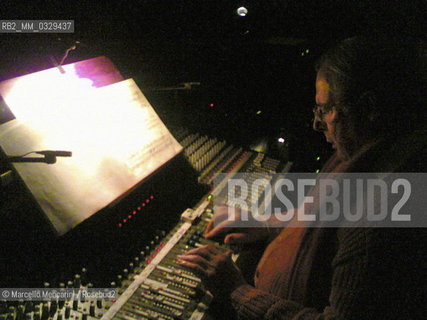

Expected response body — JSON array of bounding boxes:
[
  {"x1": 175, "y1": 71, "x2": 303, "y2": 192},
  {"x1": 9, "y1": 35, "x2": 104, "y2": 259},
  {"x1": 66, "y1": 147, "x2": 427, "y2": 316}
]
[
  {"x1": 35, "y1": 150, "x2": 72, "y2": 157},
  {"x1": 7, "y1": 150, "x2": 72, "y2": 164}
]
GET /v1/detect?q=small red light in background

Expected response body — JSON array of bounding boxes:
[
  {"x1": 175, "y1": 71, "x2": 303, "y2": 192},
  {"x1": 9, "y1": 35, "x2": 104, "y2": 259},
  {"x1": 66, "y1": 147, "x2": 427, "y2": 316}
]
[
  {"x1": 128, "y1": 215, "x2": 132, "y2": 219},
  {"x1": 137, "y1": 207, "x2": 141, "y2": 211},
  {"x1": 133, "y1": 211, "x2": 136, "y2": 215},
  {"x1": 146, "y1": 199, "x2": 150, "y2": 203},
  {"x1": 142, "y1": 203, "x2": 146, "y2": 207},
  {"x1": 210, "y1": 103, "x2": 214, "y2": 108},
  {"x1": 160, "y1": 243, "x2": 165, "y2": 247},
  {"x1": 123, "y1": 219, "x2": 127, "y2": 223},
  {"x1": 146, "y1": 259, "x2": 151, "y2": 263},
  {"x1": 118, "y1": 223, "x2": 122, "y2": 227},
  {"x1": 151, "y1": 254, "x2": 156, "y2": 258},
  {"x1": 150, "y1": 195, "x2": 154, "y2": 199},
  {"x1": 156, "y1": 248, "x2": 160, "y2": 252}
]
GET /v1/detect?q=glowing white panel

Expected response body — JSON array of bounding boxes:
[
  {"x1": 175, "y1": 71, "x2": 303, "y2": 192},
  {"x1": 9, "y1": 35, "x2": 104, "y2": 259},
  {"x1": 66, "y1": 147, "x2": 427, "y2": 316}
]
[{"x1": 0, "y1": 67, "x2": 182, "y2": 236}]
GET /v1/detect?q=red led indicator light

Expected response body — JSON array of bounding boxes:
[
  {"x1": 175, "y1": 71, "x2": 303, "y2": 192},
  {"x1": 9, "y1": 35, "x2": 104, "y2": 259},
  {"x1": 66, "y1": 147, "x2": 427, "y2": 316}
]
[
  {"x1": 142, "y1": 203, "x2": 146, "y2": 207},
  {"x1": 137, "y1": 207, "x2": 141, "y2": 211},
  {"x1": 150, "y1": 195, "x2": 154, "y2": 199},
  {"x1": 146, "y1": 259, "x2": 151, "y2": 263},
  {"x1": 160, "y1": 243, "x2": 165, "y2": 247},
  {"x1": 133, "y1": 211, "x2": 136, "y2": 215},
  {"x1": 146, "y1": 199, "x2": 150, "y2": 203},
  {"x1": 123, "y1": 219, "x2": 127, "y2": 223},
  {"x1": 128, "y1": 215, "x2": 132, "y2": 219},
  {"x1": 118, "y1": 223, "x2": 122, "y2": 227},
  {"x1": 156, "y1": 248, "x2": 160, "y2": 252},
  {"x1": 210, "y1": 103, "x2": 214, "y2": 107},
  {"x1": 151, "y1": 254, "x2": 156, "y2": 258}
]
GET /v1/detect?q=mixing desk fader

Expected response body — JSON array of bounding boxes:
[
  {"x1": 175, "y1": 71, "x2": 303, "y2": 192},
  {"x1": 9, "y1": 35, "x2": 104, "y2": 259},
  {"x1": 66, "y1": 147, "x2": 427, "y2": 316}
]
[
  {"x1": 100, "y1": 203, "x2": 224, "y2": 320},
  {"x1": 0, "y1": 204, "x2": 226, "y2": 320}
]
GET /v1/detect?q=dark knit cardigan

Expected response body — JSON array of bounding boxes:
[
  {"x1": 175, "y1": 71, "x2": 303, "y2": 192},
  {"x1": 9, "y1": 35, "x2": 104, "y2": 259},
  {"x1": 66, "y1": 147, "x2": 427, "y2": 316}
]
[{"x1": 229, "y1": 132, "x2": 426, "y2": 320}]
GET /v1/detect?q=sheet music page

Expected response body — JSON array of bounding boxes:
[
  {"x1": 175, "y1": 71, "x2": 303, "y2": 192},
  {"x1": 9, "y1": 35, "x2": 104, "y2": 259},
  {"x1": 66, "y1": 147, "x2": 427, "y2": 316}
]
[{"x1": 0, "y1": 72, "x2": 182, "y2": 236}]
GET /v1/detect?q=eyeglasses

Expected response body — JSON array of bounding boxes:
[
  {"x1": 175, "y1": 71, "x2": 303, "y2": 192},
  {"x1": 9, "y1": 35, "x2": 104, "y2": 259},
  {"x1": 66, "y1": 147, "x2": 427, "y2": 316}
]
[{"x1": 312, "y1": 104, "x2": 332, "y2": 121}]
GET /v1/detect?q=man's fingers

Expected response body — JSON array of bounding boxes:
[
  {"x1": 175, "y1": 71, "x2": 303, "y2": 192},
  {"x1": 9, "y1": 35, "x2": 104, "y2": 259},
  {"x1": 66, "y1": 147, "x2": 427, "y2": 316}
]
[
  {"x1": 177, "y1": 250, "x2": 222, "y2": 280},
  {"x1": 205, "y1": 206, "x2": 240, "y2": 238},
  {"x1": 205, "y1": 219, "x2": 240, "y2": 239},
  {"x1": 177, "y1": 253, "x2": 211, "y2": 270},
  {"x1": 205, "y1": 219, "x2": 215, "y2": 234},
  {"x1": 176, "y1": 258, "x2": 207, "y2": 277},
  {"x1": 204, "y1": 225, "x2": 229, "y2": 239},
  {"x1": 225, "y1": 249, "x2": 234, "y2": 257},
  {"x1": 224, "y1": 233, "x2": 248, "y2": 245},
  {"x1": 205, "y1": 219, "x2": 233, "y2": 238},
  {"x1": 224, "y1": 232, "x2": 260, "y2": 245}
]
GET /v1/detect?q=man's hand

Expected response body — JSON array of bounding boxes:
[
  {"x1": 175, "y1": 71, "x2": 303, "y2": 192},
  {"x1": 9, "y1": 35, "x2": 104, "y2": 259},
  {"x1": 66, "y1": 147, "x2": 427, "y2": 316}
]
[
  {"x1": 204, "y1": 205, "x2": 274, "y2": 245},
  {"x1": 177, "y1": 244, "x2": 247, "y2": 297}
]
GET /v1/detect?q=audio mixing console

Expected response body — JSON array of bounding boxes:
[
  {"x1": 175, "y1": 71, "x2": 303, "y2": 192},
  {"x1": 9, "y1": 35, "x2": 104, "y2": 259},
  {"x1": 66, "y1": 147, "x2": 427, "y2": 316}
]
[{"x1": 1, "y1": 130, "x2": 289, "y2": 320}]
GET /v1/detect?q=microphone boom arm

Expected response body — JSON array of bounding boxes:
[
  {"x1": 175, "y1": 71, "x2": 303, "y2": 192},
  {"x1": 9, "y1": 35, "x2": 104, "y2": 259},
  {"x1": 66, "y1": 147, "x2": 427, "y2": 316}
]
[{"x1": 6, "y1": 150, "x2": 72, "y2": 164}]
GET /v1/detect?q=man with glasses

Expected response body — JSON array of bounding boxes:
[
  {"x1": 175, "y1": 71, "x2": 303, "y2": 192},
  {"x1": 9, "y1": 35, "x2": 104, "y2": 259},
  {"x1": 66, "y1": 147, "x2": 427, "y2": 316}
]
[{"x1": 178, "y1": 37, "x2": 426, "y2": 319}]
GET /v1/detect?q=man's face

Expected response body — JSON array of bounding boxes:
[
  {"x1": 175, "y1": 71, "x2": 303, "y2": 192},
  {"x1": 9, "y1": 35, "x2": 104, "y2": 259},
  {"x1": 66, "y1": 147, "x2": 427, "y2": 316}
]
[{"x1": 314, "y1": 74, "x2": 343, "y2": 158}]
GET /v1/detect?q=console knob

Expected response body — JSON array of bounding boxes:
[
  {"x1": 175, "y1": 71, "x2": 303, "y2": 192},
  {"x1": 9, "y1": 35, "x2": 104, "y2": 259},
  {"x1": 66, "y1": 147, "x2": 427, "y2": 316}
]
[
  {"x1": 49, "y1": 302, "x2": 57, "y2": 316},
  {"x1": 73, "y1": 275, "x2": 81, "y2": 288},
  {"x1": 116, "y1": 275, "x2": 122, "y2": 287},
  {"x1": 128, "y1": 263, "x2": 134, "y2": 272},
  {"x1": 139, "y1": 251, "x2": 146, "y2": 260},
  {"x1": 89, "y1": 303, "x2": 95, "y2": 317},
  {"x1": 81, "y1": 268, "x2": 88, "y2": 286},
  {"x1": 41, "y1": 304, "x2": 48, "y2": 320},
  {"x1": 122, "y1": 269, "x2": 129, "y2": 280},
  {"x1": 64, "y1": 306, "x2": 70, "y2": 319}
]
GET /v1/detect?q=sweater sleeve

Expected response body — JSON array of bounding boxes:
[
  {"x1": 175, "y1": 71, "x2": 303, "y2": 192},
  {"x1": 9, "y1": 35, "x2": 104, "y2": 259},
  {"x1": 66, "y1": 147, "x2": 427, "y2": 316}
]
[{"x1": 230, "y1": 228, "x2": 369, "y2": 320}]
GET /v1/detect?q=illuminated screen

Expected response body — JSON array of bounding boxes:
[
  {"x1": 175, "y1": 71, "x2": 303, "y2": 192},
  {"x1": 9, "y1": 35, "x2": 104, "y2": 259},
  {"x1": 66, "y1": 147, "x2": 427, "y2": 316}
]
[{"x1": 0, "y1": 60, "x2": 182, "y2": 236}]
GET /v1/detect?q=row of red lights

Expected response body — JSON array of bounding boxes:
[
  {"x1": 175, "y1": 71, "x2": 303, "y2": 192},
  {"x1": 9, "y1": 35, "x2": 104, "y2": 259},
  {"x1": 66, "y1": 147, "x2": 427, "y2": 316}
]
[
  {"x1": 118, "y1": 195, "x2": 155, "y2": 228},
  {"x1": 145, "y1": 242, "x2": 166, "y2": 264}
]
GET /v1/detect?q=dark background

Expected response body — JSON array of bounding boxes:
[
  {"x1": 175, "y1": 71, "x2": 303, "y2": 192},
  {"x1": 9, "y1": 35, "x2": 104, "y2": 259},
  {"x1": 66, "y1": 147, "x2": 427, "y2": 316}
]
[
  {"x1": 0, "y1": 0, "x2": 425, "y2": 287},
  {"x1": 0, "y1": 0, "x2": 425, "y2": 170}
]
